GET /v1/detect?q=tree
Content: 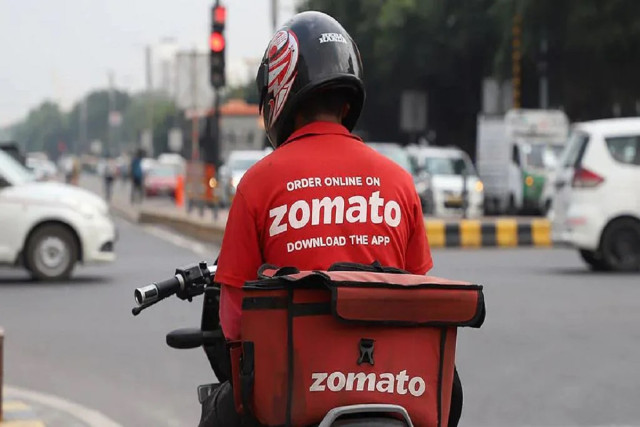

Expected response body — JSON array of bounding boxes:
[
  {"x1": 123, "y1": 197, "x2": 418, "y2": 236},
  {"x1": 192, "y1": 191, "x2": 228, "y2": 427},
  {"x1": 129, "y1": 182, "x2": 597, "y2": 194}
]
[
  {"x1": 66, "y1": 90, "x2": 131, "y2": 155},
  {"x1": 514, "y1": 0, "x2": 640, "y2": 119},
  {"x1": 11, "y1": 101, "x2": 69, "y2": 159},
  {"x1": 121, "y1": 92, "x2": 182, "y2": 156},
  {"x1": 299, "y1": 0, "x2": 501, "y2": 155},
  {"x1": 223, "y1": 82, "x2": 260, "y2": 105}
]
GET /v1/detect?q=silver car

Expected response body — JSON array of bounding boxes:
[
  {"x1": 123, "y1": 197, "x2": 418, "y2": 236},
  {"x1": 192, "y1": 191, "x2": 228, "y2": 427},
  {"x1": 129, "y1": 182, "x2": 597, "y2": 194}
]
[
  {"x1": 366, "y1": 142, "x2": 434, "y2": 214},
  {"x1": 218, "y1": 149, "x2": 273, "y2": 207}
]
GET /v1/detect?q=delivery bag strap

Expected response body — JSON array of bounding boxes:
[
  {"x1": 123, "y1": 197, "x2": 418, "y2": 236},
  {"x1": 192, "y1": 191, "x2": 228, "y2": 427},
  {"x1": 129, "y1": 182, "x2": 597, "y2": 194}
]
[
  {"x1": 256, "y1": 263, "x2": 300, "y2": 280},
  {"x1": 327, "y1": 260, "x2": 410, "y2": 274}
]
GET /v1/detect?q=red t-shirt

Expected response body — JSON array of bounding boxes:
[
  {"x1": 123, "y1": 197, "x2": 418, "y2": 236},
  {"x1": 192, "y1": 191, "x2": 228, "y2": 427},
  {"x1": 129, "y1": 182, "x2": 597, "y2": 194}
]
[{"x1": 215, "y1": 122, "x2": 432, "y2": 340}]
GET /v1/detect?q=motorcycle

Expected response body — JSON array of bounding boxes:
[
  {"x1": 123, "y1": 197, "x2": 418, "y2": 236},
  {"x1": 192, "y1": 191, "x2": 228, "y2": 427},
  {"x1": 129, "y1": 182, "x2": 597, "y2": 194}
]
[{"x1": 132, "y1": 261, "x2": 415, "y2": 426}]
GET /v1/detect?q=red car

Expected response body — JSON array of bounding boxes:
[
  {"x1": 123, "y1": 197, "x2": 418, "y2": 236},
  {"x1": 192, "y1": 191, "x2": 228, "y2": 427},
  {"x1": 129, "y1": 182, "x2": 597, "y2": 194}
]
[{"x1": 144, "y1": 165, "x2": 178, "y2": 198}]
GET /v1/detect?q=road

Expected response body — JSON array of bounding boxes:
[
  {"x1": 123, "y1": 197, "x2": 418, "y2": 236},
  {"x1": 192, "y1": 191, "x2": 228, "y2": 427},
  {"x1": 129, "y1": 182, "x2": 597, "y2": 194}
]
[
  {"x1": 1, "y1": 217, "x2": 639, "y2": 426},
  {"x1": 0, "y1": 218, "x2": 218, "y2": 427}
]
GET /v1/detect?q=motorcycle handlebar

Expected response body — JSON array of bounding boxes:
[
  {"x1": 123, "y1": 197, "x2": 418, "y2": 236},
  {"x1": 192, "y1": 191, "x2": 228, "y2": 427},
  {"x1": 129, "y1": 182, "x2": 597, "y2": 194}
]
[
  {"x1": 134, "y1": 275, "x2": 184, "y2": 306},
  {"x1": 133, "y1": 264, "x2": 218, "y2": 312}
]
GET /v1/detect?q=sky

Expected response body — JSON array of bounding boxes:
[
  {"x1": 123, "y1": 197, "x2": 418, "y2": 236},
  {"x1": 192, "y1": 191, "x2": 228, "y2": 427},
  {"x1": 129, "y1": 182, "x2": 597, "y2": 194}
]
[{"x1": 0, "y1": 0, "x2": 298, "y2": 127}]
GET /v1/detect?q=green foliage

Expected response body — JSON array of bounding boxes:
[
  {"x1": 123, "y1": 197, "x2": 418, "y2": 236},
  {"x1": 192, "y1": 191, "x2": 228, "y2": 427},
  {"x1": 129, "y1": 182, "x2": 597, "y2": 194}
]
[
  {"x1": 7, "y1": 90, "x2": 181, "y2": 159},
  {"x1": 300, "y1": 0, "x2": 640, "y2": 150},
  {"x1": 300, "y1": 0, "x2": 500, "y2": 151},
  {"x1": 11, "y1": 101, "x2": 68, "y2": 157},
  {"x1": 224, "y1": 82, "x2": 260, "y2": 104}
]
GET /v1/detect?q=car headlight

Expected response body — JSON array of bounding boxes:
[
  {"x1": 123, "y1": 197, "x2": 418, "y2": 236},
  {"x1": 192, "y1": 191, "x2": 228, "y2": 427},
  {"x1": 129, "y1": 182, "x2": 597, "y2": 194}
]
[{"x1": 475, "y1": 181, "x2": 484, "y2": 192}]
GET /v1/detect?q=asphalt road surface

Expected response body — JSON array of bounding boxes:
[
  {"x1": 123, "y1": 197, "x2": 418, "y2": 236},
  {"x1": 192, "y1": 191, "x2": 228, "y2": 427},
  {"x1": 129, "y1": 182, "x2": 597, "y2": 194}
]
[{"x1": 1, "y1": 217, "x2": 639, "y2": 427}]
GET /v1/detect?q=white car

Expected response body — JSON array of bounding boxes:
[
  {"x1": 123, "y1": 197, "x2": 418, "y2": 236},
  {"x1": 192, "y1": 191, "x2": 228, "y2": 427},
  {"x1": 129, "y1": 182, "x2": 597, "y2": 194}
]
[
  {"x1": 0, "y1": 149, "x2": 116, "y2": 280},
  {"x1": 550, "y1": 118, "x2": 640, "y2": 271},
  {"x1": 408, "y1": 146, "x2": 484, "y2": 218}
]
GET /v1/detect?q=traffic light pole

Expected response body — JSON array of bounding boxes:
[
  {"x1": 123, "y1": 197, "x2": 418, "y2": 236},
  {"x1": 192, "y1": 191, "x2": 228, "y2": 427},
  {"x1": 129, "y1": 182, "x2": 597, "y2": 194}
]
[
  {"x1": 208, "y1": 0, "x2": 225, "y2": 168},
  {"x1": 210, "y1": 87, "x2": 221, "y2": 168}
]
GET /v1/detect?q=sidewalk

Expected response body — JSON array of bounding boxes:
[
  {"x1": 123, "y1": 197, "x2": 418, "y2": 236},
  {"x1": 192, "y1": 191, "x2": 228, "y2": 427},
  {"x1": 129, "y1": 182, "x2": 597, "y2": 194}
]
[{"x1": 80, "y1": 174, "x2": 228, "y2": 241}]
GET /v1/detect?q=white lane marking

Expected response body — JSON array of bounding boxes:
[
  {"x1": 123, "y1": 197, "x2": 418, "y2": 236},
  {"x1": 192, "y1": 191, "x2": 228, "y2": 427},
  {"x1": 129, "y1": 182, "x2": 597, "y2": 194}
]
[
  {"x1": 141, "y1": 224, "x2": 213, "y2": 257},
  {"x1": 4, "y1": 385, "x2": 123, "y2": 427}
]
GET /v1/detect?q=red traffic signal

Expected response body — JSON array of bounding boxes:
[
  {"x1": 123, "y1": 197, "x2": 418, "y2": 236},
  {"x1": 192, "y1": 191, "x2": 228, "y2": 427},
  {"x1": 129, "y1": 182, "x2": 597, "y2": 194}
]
[
  {"x1": 213, "y1": 6, "x2": 226, "y2": 26},
  {"x1": 210, "y1": 31, "x2": 225, "y2": 53}
]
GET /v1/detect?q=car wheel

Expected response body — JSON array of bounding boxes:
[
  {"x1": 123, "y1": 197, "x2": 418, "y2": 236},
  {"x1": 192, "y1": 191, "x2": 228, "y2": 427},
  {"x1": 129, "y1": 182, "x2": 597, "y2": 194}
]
[
  {"x1": 600, "y1": 219, "x2": 640, "y2": 272},
  {"x1": 25, "y1": 224, "x2": 78, "y2": 281},
  {"x1": 579, "y1": 249, "x2": 609, "y2": 271}
]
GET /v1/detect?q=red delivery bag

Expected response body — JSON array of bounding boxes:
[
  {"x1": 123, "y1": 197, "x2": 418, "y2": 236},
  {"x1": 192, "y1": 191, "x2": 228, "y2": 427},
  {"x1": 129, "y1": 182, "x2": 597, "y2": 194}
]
[{"x1": 232, "y1": 262, "x2": 485, "y2": 427}]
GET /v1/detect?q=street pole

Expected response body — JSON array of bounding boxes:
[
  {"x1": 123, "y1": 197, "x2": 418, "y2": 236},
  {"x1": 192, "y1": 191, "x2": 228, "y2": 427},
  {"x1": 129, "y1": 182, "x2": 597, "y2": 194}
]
[
  {"x1": 539, "y1": 32, "x2": 549, "y2": 109},
  {"x1": 145, "y1": 45, "x2": 155, "y2": 157},
  {"x1": 191, "y1": 48, "x2": 200, "y2": 162},
  {"x1": 79, "y1": 97, "x2": 87, "y2": 155},
  {"x1": 512, "y1": 12, "x2": 522, "y2": 109},
  {"x1": 107, "y1": 71, "x2": 115, "y2": 157}
]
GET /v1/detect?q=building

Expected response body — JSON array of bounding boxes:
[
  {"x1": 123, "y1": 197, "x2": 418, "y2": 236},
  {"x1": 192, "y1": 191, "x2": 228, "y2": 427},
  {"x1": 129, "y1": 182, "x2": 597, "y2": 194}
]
[{"x1": 217, "y1": 99, "x2": 265, "y2": 161}]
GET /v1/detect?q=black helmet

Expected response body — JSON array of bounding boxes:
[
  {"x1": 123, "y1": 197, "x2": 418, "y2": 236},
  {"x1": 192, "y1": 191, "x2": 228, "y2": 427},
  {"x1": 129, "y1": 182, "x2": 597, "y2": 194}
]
[{"x1": 256, "y1": 11, "x2": 365, "y2": 147}]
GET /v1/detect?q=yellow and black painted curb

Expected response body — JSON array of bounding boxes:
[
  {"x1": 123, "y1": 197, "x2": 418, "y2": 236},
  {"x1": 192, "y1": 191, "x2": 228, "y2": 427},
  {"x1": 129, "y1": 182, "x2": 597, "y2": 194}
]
[
  {"x1": 425, "y1": 218, "x2": 552, "y2": 248},
  {"x1": 1, "y1": 399, "x2": 45, "y2": 426}
]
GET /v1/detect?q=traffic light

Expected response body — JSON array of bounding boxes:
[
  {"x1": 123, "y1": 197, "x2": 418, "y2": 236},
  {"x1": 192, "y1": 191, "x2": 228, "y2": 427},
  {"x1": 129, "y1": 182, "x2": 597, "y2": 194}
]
[{"x1": 210, "y1": 4, "x2": 226, "y2": 88}]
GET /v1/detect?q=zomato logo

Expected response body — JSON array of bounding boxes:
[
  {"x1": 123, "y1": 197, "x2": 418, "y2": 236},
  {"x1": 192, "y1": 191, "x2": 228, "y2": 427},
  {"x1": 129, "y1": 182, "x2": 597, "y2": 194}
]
[
  {"x1": 309, "y1": 370, "x2": 426, "y2": 397},
  {"x1": 269, "y1": 191, "x2": 401, "y2": 237}
]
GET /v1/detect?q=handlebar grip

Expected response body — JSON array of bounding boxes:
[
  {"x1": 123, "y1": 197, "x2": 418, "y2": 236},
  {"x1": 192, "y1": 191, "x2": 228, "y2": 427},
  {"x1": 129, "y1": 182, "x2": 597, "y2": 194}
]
[{"x1": 134, "y1": 275, "x2": 183, "y2": 306}]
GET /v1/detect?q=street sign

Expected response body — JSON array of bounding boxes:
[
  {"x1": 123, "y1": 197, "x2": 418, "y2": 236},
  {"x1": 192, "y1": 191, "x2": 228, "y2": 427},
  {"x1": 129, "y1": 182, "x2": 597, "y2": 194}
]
[
  {"x1": 168, "y1": 128, "x2": 183, "y2": 152},
  {"x1": 399, "y1": 90, "x2": 427, "y2": 133}
]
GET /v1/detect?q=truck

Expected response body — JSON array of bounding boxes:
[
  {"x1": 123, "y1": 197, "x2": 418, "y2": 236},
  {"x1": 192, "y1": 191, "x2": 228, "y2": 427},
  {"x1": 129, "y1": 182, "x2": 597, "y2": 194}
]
[{"x1": 476, "y1": 109, "x2": 570, "y2": 214}]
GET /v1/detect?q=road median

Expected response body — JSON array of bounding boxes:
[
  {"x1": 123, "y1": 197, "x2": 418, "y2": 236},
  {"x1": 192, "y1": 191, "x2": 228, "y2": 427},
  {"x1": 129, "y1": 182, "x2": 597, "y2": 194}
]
[
  {"x1": 110, "y1": 201, "x2": 551, "y2": 249},
  {"x1": 425, "y1": 218, "x2": 552, "y2": 248}
]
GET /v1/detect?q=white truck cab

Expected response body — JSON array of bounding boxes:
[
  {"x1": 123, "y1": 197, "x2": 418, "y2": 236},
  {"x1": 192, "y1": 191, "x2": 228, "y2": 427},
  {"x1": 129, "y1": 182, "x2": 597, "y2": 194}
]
[{"x1": 477, "y1": 109, "x2": 569, "y2": 214}]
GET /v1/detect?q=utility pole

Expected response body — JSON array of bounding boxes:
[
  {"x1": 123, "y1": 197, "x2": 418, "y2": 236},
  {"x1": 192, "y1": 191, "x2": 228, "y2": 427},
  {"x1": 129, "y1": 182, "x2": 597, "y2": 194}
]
[
  {"x1": 107, "y1": 71, "x2": 115, "y2": 157},
  {"x1": 78, "y1": 97, "x2": 87, "y2": 155},
  {"x1": 539, "y1": 31, "x2": 549, "y2": 109},
  {"x1": 145, "y1": 45, "x2": 155, "y2": 156},
  {"x1": 512, "y1": 12, "x2": 522, "y2": 109},
  {"x1": 190, "y1": 48, "x2": 200, "y2": 161}
]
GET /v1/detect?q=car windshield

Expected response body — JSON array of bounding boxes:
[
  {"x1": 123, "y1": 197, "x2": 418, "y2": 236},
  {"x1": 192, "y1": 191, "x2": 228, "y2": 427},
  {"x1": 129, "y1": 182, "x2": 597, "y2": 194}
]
[
  {"x1": 148, "y1": 166, "x2": 176, "y2": 177},
  {"x1": 370, "y1": 145, "x2": 414, "y2": 174},
  {"x1": 0, "y1": 148, "x2": 35, "y2": 185},
  {"x1": 229, "y1": 157, "x2": 261, "y2": 171},
  {"x1": 422, "y1": 156, "x2": 475, "y2": 176}
]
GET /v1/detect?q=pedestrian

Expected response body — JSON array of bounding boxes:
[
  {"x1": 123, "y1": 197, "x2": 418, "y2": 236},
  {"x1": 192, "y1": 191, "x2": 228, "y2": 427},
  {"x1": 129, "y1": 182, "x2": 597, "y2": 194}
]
[
  {"x1": 103, "y1": 157, "x2": 116, "y2": 202},
  {"x1": 130, "y1": 149, "x2": 145, "y2": 204},
  {"x1": 70, "y1": 157, "x2": 80, "y2": 186},
  {"x1": 200, "y1": 11, "x2": 462, "y2": 427}
]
